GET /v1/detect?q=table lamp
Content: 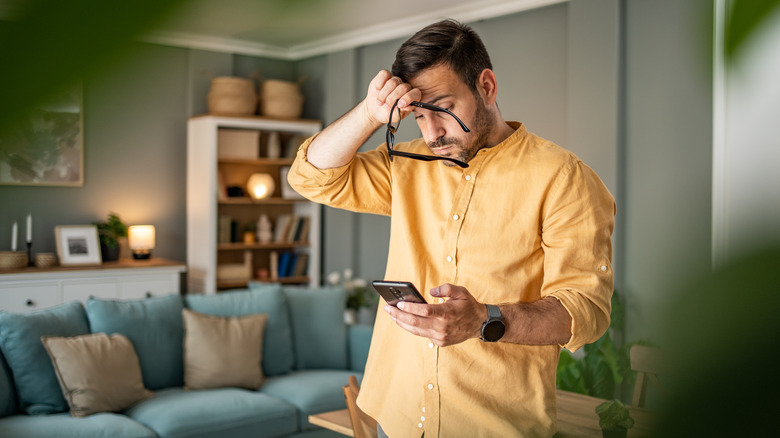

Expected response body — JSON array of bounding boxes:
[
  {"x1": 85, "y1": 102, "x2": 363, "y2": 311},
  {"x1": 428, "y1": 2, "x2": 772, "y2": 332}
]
[
  {"x1": 247, "y1": 173, "x2": 275, "y2": 200},
  {"x1": 128, "y1": 225, "x2": 155, "y2": 259}
]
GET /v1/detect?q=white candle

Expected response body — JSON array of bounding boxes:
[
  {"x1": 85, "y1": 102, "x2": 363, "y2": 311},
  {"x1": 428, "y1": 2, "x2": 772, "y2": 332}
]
[
  {"x1": 26, "y1": 214, "x2": 32, "y2": 243},
  {"x1": 11, "y1": 221, "x2": 17, "y2": 252}
]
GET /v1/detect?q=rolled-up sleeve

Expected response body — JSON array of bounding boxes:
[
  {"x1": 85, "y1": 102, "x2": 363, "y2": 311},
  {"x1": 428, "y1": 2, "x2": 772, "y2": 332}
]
[
  {"x1": 287, "y1": 135, "x2": 393, "y2": 216},
  {"x1": 541, "y1": 159, "x2": 616, "y2": 352}
]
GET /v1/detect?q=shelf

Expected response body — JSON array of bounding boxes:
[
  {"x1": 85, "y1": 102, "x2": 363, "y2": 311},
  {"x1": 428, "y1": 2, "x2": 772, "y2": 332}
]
[
  {"x1": 218, "y1": 197, "x2": 305, "y2": 205},
  {"x1": 217, "y1": 276, "x2": 310, "y2": 289},
  {"x1": 217, "y1": 242, "x2": 309, "y2": 251},
  {"x1": 188, "y1": 115, "x2": 322, "y2": 294}
]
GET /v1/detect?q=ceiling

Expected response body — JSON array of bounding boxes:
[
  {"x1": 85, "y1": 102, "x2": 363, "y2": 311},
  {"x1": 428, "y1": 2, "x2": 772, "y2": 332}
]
[{"x1": 141, "y1": 0, "x2": 564, "y2": 60}]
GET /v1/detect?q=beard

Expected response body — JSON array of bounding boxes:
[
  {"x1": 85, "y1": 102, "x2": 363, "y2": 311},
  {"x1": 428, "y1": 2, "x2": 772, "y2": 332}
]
[{"x1": 427, "y1": 97, "x2": 492, "y2": 167}]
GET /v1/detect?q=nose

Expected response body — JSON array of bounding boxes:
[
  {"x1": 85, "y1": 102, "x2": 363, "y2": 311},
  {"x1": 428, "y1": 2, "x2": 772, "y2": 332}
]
[{"x1": 421, "y1": 118, "x2": 446, "y2": 143}]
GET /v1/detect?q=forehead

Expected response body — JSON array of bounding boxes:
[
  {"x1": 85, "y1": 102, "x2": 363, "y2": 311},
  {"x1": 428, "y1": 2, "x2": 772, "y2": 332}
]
[{"x1": 408, "y1": 64, "x2": 470, "y2": 103}]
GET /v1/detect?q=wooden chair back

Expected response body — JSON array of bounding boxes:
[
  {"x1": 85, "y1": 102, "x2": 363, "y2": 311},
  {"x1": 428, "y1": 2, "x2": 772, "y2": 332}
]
[
  {"x1": 343, "y1": 375, "x2": 378, "y2": 438},
  {"x1": 630, "y1": 344, "x2": 671, "y2": 407}
]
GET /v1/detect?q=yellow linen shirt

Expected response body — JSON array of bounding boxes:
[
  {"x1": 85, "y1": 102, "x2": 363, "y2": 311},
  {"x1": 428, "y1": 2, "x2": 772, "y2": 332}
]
[{"x1": 288, "y1": 122, "x2": 616, "y2": 437}]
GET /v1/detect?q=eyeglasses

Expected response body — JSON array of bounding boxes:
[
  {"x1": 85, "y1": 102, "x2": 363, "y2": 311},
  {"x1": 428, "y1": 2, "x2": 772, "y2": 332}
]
[{"x1": 386, "y1": 99, "x2": 470, "y2": 168}]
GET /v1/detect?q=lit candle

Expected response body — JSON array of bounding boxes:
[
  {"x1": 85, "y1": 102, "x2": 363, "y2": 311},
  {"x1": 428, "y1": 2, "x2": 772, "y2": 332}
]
[
  {"x1": 26, "y1": 214, "x2": 32, "y2": 243},
  {"x1": 11, "y1": 221, "x2": 17, "y2": 252}
]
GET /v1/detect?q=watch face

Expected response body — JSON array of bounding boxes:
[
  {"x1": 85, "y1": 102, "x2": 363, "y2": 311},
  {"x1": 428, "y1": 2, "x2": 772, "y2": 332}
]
[{"x1": 482, "y1": 320, "x2": 505, "y2": 342}]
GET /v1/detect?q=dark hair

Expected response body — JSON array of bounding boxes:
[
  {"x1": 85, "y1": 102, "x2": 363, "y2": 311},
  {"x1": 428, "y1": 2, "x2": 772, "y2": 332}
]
[{"x1": 391, "y1": 19, "x2": 492, "y2": 91}]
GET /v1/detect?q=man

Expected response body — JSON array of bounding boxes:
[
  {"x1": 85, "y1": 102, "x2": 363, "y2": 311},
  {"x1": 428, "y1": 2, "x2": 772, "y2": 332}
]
[{"x1": 289, "y1": 19, "x2": 615, "y2": 437}]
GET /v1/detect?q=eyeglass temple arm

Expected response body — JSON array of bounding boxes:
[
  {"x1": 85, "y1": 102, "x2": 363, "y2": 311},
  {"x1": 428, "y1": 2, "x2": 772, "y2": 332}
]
[{"x1": 407, "y1": 101, "x2": 471, "y2": 132}]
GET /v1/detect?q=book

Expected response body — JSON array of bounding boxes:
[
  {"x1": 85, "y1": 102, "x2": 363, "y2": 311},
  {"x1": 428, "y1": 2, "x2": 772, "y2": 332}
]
[
  {"x1": 218, "y1": 215, "x2": 232, "y2": 244},
  {"x1": 269, "y1": 251, "x2": 279, "y2": 280},
  {"x1": 278, "y1": 252, "x2": 293, "y2": 278},
  {"x1": 294, "y1": 216, "x2": 310, "y2": 242},
  {"x1": 274, "y1": 214, "x2": 293, "y2": 242},
  {"x1": 292, "y1": 253, "x2": 309, "y2": 277}
]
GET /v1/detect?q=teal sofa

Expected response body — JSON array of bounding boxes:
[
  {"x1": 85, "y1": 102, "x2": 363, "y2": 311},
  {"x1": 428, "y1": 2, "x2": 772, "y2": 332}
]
[{"x1": 0, "y1": 284, "x2": 373, "y2": 438}]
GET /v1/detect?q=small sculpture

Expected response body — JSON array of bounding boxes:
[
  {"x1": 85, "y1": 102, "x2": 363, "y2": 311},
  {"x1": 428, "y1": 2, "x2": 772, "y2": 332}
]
[{"x1": 256, "y1": 214, "x2": 273, "y2": 243}]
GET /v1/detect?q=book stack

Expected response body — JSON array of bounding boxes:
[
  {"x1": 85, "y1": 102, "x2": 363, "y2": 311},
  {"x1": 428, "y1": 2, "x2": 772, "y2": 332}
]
[
  {"x1": 273, "y1": 215, "x2": 310, "y2": 243},
  {"x1": 269, "y1": 251, "x2": 309, "y2": 280}
]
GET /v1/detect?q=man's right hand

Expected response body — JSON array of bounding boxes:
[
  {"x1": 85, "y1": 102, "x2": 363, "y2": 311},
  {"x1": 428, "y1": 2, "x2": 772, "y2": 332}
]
[
  {"x1": 362, "y1": 70, "x2": 422, "y2": 127},
  {"x1": 306, "y1": 70, "x2": 421, "y2": 170}
]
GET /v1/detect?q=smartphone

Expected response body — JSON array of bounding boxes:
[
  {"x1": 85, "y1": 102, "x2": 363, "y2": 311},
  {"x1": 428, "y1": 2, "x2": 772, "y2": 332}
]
[{"x1": 372, "y1": 280, "x2": 427, "y2": 306}]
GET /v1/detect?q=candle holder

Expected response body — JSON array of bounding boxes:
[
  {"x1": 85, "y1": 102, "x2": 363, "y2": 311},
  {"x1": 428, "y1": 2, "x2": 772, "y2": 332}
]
[{"x1": 27, "y1": 241, "x2": 33, "y2": 266}]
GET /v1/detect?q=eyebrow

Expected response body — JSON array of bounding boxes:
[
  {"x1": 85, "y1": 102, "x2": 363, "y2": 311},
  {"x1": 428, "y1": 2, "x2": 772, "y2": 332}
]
[{"x1": 410, "y1": 94, "x2": 453, "y2": 113}]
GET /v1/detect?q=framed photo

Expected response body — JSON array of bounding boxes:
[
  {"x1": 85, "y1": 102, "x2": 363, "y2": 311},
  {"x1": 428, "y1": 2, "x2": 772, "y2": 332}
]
[
  {"x1": 55, "y1": 225, "x2": 102, "y2": 266},
  {"x1": 0, "y1": 83, "x2": 83, "y2": 186}
]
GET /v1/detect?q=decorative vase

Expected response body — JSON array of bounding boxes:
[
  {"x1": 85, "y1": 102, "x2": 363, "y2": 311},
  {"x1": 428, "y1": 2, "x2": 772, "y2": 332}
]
[
  {"x1": 602, "y1": 428, "x2": 628, "y2": 438},
  {"x1": 343, "y1": 309, "x2": 357, "y2": 325},
  {"x1": 100, "y1": 243, "x2": 120, "y2": 262}
]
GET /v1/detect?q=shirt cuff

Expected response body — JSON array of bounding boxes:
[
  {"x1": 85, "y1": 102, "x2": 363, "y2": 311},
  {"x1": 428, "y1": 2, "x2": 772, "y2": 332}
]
[
  {"x1": 290, "y1": 133, "x2": 352, "y2": 186},
  {"x1": 548, "y1": 290, "x2": 611, "y2": 353}
]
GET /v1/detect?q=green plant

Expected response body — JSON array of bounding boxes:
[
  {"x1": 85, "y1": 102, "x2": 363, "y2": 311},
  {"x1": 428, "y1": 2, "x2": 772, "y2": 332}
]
[
  {"x1": 596, "y1": 399, "x2": 634, "y2": 433},
  {"x1": 93, "y1": 212, "x2": 128, "y2": 248},
  {"x1": 346, "y1": 284, "x2": 371, "y2": 311},
  {"x1": 556, "y1": 290, "x2": 645, "y2": 400}
]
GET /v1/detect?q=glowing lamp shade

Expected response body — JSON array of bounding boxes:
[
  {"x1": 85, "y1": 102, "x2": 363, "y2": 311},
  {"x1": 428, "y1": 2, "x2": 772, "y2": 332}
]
[
  {"x1": 247, "y1": 173, "x2": 275, "y2": 200},
  {"x1": 128, "y1": 225, "x2": 155, "y2": 260}
]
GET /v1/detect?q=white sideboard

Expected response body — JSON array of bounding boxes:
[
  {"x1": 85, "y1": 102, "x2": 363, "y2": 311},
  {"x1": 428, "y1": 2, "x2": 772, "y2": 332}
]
[{"x1": 0, "y1": 258, "x2": 186, "y2": 313}]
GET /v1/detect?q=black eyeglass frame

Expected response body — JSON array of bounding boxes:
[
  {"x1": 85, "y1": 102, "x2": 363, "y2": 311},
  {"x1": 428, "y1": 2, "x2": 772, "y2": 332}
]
[{"x1": 385, "y1": 99, "x2": 470, "y2": 168}]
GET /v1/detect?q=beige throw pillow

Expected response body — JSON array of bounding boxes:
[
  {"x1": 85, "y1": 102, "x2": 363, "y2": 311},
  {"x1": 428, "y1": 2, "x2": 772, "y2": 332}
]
[
  {"x1": 41, "y1": 333, "x2": 153, "y2": 417},
  {"x1": 182, "y1": 308, "x2": 267, "y2": 390}
]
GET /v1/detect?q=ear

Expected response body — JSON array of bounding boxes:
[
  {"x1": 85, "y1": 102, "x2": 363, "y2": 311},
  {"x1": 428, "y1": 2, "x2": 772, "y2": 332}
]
[{"x1": 476, "y1": 69, "x2": 498, "y2": 105}]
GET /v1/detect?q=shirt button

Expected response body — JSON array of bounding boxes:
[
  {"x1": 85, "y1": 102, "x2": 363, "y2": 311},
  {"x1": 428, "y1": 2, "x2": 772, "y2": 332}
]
[
  {"x1": 428, "y1": 342, "x2": 434, "y2": 348},
  {"x1": 438, "y1": 298, "x2": 445, "y2": 303},
  {"x1": 452, "y1": 214, "x2": 459, "y2": 220},
  {"x1": 465, "y1": 175, "x2": 472, "y2": 181},
  {"x1": 446, "y1": 256, "x2": 453, "y2": 262},
  {"x1": 421, "y1": 416, "x2": 426, "y2": 422},
  {"x1": 600, "y1": 265, "x2": 608, "y2": 272},
  {"x1": 418, "y1": 423, "x2": 424, "y2": 428},
  {"x1": 427, "y1": 383, "x2": 434, "y2": 390},
  {"x1": 422, "y1": 407, "x2": 426, "y2": 413}
]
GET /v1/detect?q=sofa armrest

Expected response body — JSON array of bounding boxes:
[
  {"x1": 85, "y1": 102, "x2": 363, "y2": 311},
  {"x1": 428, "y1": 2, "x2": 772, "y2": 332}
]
[{"x1": 347, "y1": 324, "x2": 374, "y2": 372}]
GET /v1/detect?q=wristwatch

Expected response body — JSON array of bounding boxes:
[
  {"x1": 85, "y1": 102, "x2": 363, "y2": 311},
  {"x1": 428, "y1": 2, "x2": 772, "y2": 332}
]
[{"x1": 480, "y1": 304, "x2": 505, "y2": 342}]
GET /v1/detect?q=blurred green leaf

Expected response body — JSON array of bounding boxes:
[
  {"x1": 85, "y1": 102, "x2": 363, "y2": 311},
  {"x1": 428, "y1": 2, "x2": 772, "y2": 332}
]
[
  {"x1": 0, "y1": 0, "x2": 186, "y2": 136},
  {"x1": 725, "y1": 0, "x2": 780, "y2": 61}
]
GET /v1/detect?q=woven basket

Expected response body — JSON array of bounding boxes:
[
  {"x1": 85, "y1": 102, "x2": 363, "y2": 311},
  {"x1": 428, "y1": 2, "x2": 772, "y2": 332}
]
[
  {"x1": 0, "y1": 251, "x2": 27, "y2": 269},
  {"x1": 259, "y1": 79, "x2": 304, "y2": 119},
  {"x1": 207, "y1": 77, "x2": 257, "y2": 116}
]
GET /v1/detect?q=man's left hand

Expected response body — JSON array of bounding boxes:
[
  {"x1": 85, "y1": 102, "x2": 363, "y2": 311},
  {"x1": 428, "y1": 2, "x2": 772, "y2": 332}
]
[{"x1": 384, "y1": 283, "x2": 486, "y2": 347}]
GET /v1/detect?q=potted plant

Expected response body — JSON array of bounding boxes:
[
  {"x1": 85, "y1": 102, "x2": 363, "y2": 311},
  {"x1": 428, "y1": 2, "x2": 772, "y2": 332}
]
[
  {"x1": 596, "y1": 399, "x2": 634, "y2": 438},
  {"x1": 93, "y1": 212, "x2": 128, "y2": 262},
  {"x1": 328, "y1": 269, "x2": 373, "y2": 324}
]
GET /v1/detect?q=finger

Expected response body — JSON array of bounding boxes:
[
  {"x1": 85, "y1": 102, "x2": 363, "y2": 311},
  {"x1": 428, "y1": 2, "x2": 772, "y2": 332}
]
[
  {"x1": 396, "y1": 300, "x2": 433, "y2": 317},
  {"x1": 397, "y1": 88, "x2": 422, "y2": 110},
  {"x1": 431, "y1": 283, "x2": 472, "y2": 300},
  {"x1": 376, "y1": 76, "x2": 410, "y2": 107},
  {"x1": 370, "y1": 70, "x2": 393, "y2": 92}
]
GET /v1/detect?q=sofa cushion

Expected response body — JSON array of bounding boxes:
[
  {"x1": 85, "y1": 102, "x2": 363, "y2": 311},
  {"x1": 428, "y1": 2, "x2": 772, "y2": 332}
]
[
  {"x1": 183, "y1": 309, "x2": 267, "y2": 390},
  {"x1": 0, "y1": 412, "x2": 157, "y2": 438},
  {"x1": 42, "y1": 333, "x2": 152, "y2": 417},
  {"x1": 86, "y1": 294, "x2": 184, "y2": 390},
  {"x1": 186, "y1": 284, "x2": 294, "y2": 376},
  {"x1": 0, "y1": 301, "x2": 89, "y2": 414},
  {"x1": 0, "y1": 353, "x2": 17, "y2": 418},
  {"x1": 347, "y1": 324, "x2": 374, "y2": 372},
  {"x1": 126, "y1": 387, "x2": 298, "y2": 438},
  {"x1": 260, "y1": 370, "x2": 361, "y2": 432},
  {"x1": 283, "y1": 286, "x2": 348, "y2": 370}
]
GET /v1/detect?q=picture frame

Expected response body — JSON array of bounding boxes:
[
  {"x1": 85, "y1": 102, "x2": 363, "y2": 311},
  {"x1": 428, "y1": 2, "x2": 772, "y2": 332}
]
[
  {"x1": 0, "y1": 83, "x2": 84, "y2": 186},
  {"x1": 55, "y1": 225, "x2": 102, "y2": 266}
]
